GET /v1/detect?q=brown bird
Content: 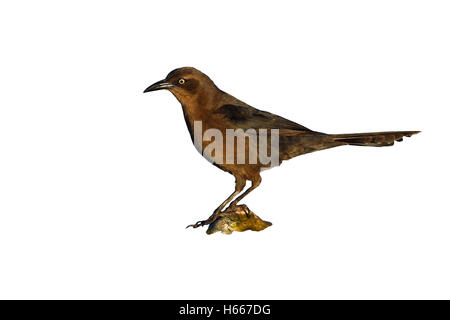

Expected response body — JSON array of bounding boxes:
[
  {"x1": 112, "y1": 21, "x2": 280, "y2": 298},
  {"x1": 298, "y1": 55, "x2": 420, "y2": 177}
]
[{"x1": 144, "y1": 67, "x2": 419, "y2": 228}]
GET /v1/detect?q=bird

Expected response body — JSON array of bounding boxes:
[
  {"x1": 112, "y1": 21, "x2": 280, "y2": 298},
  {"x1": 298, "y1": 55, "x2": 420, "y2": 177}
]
[{"x1": 144, "y1": 67, "x2": 419, "y2": 228}]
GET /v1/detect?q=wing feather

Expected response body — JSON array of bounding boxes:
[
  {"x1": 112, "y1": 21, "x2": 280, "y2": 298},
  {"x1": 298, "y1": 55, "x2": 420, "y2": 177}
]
[{"x1": 213, "y1": 104, "x2": 313, "y2": 132}]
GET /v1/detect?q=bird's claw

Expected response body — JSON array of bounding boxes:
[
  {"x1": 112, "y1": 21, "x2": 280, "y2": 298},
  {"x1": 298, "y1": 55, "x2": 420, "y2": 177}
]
[
  {"x1": 186, "y1": 211, "x2": 223, "y2": 229},
  {"x1": 186, "y1": 220, "x2": 207, "y2": 229}
]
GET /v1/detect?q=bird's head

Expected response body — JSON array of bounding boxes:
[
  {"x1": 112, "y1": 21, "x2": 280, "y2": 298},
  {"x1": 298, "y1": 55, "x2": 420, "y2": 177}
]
[{"x1": 143, "y1": 67, "x2": 219, "y2": 106}]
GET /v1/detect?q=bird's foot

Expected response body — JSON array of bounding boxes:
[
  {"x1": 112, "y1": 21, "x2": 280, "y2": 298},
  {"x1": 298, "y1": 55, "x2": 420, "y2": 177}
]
[
  {"x1": 186, "y1": 210, "x2": 223, "y2": 229},
  {"x1": 226, "y1": 203, "x2": 249, "y2": 214},
  {"x1": 186, "y1": 220, "x2": 208, "y2": 229}
]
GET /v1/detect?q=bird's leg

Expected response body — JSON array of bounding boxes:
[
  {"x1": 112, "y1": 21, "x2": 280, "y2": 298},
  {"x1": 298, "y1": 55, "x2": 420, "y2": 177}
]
[
  {"x1": 186, "y1": 177, "x2": 246, "y2": 228},
  {"x1": 212, "y1": 177, "x2": 246, "y2": 215},
  {"x1": 227, "y1": 175, "x2": 262, "y2": 209}
]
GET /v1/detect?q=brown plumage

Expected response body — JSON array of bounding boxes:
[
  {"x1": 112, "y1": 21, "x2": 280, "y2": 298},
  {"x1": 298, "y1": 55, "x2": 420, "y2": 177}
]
[{"x1": 144, "y1": 67, "x2": 419, "y2": 228}]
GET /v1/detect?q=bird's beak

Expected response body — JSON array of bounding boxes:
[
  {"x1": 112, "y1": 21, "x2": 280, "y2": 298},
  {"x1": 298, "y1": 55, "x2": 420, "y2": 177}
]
[{"x1": 143, "y1": 79, "x2": 174, "y2": 93}]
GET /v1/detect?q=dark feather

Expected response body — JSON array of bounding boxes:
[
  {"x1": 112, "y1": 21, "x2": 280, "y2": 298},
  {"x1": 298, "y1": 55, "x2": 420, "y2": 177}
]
[{"x1": 213, "y1": 104, "x2": 313, "y2": 132}]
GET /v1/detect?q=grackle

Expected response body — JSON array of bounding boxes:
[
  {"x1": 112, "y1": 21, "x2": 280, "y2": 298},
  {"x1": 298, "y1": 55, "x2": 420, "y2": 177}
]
[{"x1": 144, "y1": 67, "x2": 419, "y2": 228}]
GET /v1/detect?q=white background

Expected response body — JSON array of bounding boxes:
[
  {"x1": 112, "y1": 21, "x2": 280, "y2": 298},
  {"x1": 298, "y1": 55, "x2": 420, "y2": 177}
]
[{"x1": 0, "y1": 1, "x2": 449, "y2": 299}]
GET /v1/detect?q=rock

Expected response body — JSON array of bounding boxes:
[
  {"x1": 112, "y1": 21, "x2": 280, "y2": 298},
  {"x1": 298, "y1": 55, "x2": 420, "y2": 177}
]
[{"x1": 206, "y1": 204, "x2": 272, "y2": 235}]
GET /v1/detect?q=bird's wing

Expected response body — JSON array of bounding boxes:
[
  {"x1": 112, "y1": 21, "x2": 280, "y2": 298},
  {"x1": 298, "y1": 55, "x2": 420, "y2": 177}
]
[
  {"x1": 212, "y1": 104, "x2": 313, "y2": 132},
  {"x1": 212, "y1": 103, "x2": 336, "y2": 162}
]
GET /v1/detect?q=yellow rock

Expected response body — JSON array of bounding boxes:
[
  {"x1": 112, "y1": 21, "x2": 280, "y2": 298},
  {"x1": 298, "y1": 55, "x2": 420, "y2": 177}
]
[{"x1": 206, "y1": 205, "x2": 272, "y2": 235}]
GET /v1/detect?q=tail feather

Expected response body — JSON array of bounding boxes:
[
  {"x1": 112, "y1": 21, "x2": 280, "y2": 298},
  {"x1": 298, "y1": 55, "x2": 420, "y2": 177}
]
[{"x1": 331, "y1": 131, "x2": 420, "y2": 147}]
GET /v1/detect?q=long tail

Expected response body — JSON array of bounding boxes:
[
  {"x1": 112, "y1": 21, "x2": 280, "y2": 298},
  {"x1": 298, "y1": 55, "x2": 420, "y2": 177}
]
[{"x1": 331, "y1": 131, "x2": 420, "y2": 147}]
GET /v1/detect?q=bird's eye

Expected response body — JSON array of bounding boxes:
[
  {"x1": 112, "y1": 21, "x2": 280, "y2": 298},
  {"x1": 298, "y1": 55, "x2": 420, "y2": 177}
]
[{"x1": 178, "y1": 78, "x2": 185, "y2": 85}]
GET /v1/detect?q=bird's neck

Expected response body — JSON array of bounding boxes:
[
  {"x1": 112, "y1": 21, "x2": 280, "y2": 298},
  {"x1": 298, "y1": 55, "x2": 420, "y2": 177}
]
[
  {"x1": 176, "y1": 89, "x2": 223, "y2": 121},
  {"x1": 176, "y1": 89, "x2": 224, "y2": 144}
]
